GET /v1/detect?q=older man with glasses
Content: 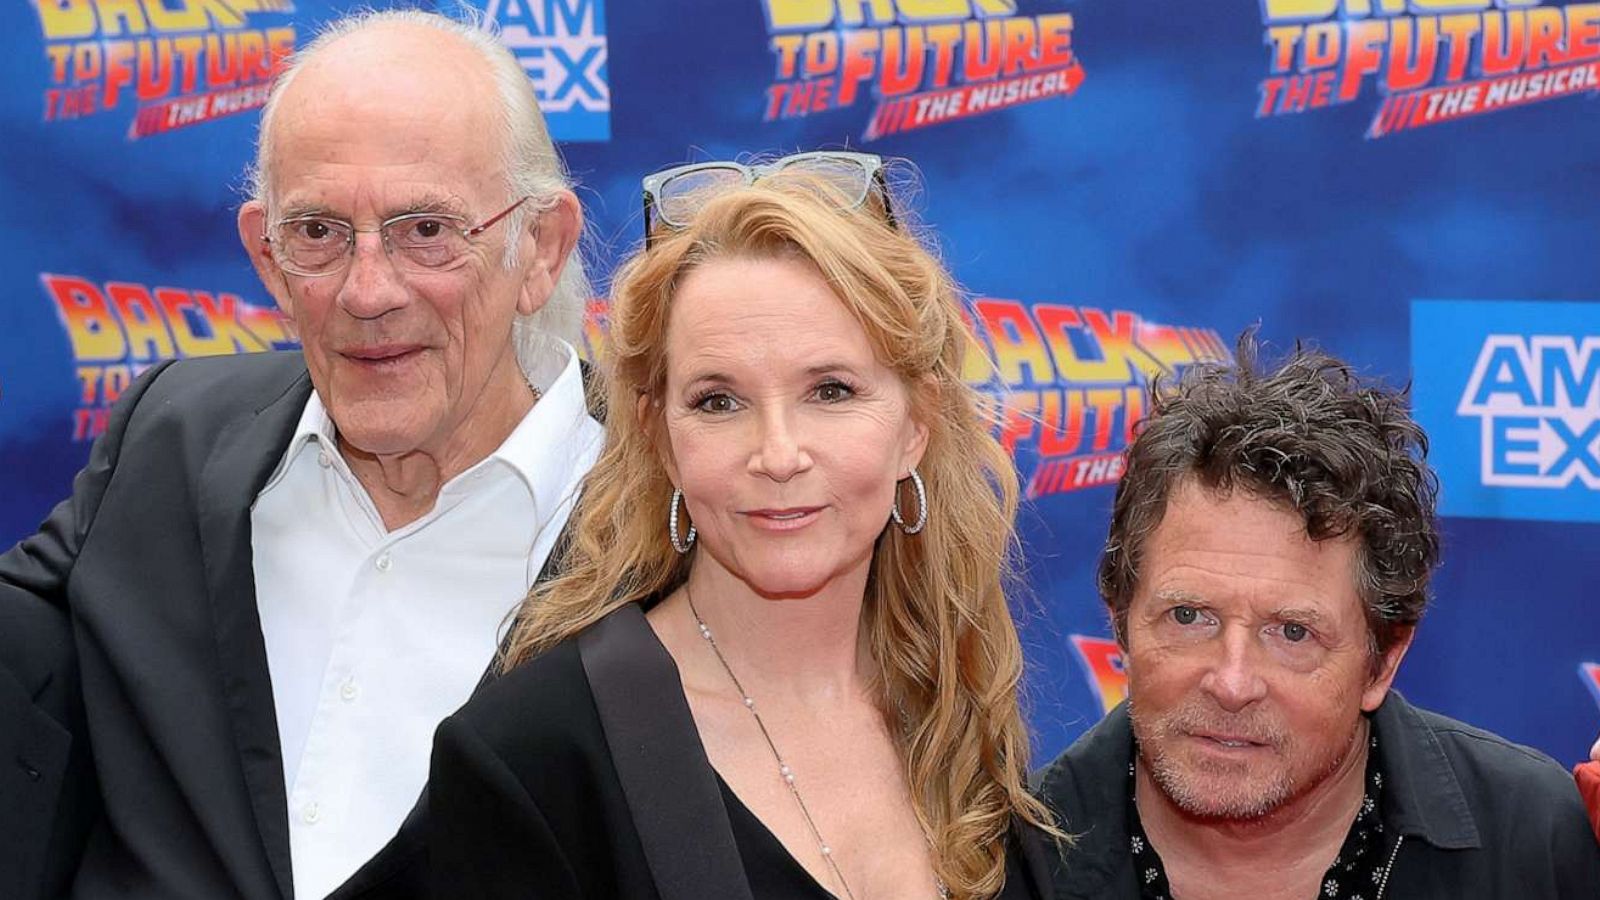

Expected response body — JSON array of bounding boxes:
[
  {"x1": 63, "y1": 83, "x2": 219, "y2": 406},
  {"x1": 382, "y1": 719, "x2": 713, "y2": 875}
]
[{"x1": 0, "y1": 10, "x2": 600, "y2": 900}]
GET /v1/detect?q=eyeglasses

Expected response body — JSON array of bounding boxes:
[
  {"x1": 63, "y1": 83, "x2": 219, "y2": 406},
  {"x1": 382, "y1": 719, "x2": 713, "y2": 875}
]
[
  {"x1": 641, "y1": 151, "x2": 895, "y2": 244},
  {"x1": 265, "y1": 196, "x2": 530, "y2": 278}
]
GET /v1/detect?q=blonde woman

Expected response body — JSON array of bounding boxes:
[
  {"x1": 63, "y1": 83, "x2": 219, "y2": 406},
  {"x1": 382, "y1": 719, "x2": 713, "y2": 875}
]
[{"x1": 426, "y1": 154, "x2": 1060, "y2": 900}]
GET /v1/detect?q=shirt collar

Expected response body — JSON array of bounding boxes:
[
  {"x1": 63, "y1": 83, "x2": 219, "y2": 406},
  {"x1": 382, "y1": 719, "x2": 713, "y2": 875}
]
[
  {"x1": 1371, "y1": 690, "x2": 1482, "y2": 850},
  {"x1": 257, "y1": 386, "x2": 339, "y2": 496},
  {"x1": 479, "y1": 338, "x2": 599, "y2": 521}
]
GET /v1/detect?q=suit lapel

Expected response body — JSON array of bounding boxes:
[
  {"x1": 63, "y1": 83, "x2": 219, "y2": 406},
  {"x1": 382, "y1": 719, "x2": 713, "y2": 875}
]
[
  {"x1": 580, "y1": 603, "x2": 756, "y2": 900},
  {"x1": 196, "y1": 367, "x2": 314, "y2": 900}
]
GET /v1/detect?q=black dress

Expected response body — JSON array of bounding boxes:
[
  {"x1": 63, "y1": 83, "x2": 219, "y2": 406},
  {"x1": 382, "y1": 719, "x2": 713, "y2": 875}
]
[
  {"x1": 721, "y1": 777, "x2": 1039, "y2": 900},
  {"x1": 426, "y1": 603, "x2": 1052, "y2": 899}
]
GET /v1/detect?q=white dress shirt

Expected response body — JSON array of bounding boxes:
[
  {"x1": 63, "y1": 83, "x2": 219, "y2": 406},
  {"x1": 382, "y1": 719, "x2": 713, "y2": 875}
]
[{"x1": 250, "y1": 341, "x2": 602, "y2": 900}]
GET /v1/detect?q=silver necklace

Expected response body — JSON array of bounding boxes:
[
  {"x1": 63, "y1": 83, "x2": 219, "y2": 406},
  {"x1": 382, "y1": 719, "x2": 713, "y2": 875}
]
[{"x1": 685, "y1": 586, "x2": 950, "y2": 900}]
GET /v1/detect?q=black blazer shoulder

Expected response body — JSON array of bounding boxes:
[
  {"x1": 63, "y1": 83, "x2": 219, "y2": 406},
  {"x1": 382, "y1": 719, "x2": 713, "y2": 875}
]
[
  {"x1": 429, "y1": 632, "x2": 662, "y2": 900},
  {"x1": 444, "y1": 634, "x2": 613, "y2": 769}
]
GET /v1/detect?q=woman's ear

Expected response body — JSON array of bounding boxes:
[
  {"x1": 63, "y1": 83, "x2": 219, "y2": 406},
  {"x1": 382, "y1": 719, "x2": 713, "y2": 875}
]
[{"x1": 899, "y1": 375, "x2": 936, "y2": 476}]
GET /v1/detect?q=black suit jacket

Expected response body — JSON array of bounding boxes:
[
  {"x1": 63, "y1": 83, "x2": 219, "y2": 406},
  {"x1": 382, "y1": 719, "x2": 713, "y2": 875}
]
[
  {"x1": 0, "y1": 351, "x2": 581, "y2": 899},
  {"x1": 428, "y1": 603, "x2": 1056, "y2": 900},
  {"x1": 0, "y1": 581, "x2": 97, "y2": 900}
]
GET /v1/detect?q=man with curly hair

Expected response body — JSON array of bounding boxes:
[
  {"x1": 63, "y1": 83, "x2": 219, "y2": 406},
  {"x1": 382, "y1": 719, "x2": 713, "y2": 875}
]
[{"x1": 1037, "y1": 334, "x2": 1600, "y2": 899}]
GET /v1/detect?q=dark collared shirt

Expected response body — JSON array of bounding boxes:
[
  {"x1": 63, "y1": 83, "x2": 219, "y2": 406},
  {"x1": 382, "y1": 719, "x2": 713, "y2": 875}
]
[{"x1": 1034, "y1": 692, "x2": 1600, "y2": 899}]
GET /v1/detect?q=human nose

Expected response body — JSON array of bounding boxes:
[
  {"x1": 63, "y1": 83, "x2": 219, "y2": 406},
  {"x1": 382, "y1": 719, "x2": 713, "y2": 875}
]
[
  {"x1": 747, "y1": 406, "x2": 812, "y2": 482},
  {"x1": 1198, "y1": 627, "x2": 1269, "y2": 713},
  {"x1": 335, "y1": 230, "x2": 409, "y2": 320}
]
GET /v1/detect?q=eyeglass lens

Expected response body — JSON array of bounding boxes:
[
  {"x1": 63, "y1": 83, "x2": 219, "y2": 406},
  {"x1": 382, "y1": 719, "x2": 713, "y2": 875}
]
[
  {"x1": 656, "y1": 166, "x2": 746, "y2": 227},
  {"x1": 655, "y1": 155, "x2": 874, "y2": 228}
]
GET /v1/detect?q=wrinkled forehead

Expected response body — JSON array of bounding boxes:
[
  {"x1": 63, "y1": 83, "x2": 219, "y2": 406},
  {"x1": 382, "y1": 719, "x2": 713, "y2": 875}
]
[
  {"x1": 264, "y1": 25, "x2": 504, "y2": 211},
  {"x1": 1142, "y1": 480, "x2": 1367, "y2": 607}
]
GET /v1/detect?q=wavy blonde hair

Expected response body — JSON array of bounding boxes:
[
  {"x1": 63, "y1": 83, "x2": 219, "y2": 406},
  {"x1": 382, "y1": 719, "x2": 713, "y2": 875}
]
[{"x1": 502, "y1": 173, "x2": 1059, "y2": 897}]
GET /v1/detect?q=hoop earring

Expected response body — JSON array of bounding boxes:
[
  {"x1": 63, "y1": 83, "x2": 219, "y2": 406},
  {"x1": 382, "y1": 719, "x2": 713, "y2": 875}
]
[
  {"x1": 669, "y1": 487, "x2": 697, "y2": 554},
  {"x1": 890, "y1": 469, "x2": 927, "y2": 536}
]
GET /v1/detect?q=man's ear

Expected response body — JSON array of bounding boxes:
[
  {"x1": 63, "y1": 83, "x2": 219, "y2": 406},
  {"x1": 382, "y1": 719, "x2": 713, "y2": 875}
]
[
  {"x1": 1360, "y1": 624, "x2": 1415, "y2": 713},
  {"x1": 636, "y1": 392, "x2": 681, "y2": 487},
  {"x1": 238, "y1": 200, "x2": 294, "y2": 317},
  {"x1": 517, "y1": 190, "x2": 583, "y2": 317}
]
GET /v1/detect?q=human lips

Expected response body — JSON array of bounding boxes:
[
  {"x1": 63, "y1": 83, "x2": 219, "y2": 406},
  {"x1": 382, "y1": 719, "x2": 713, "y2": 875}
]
[
  {"x1": 1187, "y1": 729, "x2": 1274, "y2": 751},
  {"x1": 741, "y1": 506, "x2": 824, "y2": 531},
  {"x1": 340, "y1": 344, "x2": 425, "y2": 367}
]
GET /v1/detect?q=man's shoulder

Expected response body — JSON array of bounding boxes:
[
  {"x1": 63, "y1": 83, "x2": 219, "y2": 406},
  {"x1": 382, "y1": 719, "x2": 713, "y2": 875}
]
[
  {"x1": 1033, "y1": 704, "x2": 1133, "y2": 820},
  {"x1": 1387, "y1": 695, "x2": 1592, "y2": 848},
  {"x1": 135, "y1": 351, "x2": 308, "y2": 416},
  {"x1": 1036, "y1": 705, "x2": 1132, "y2": 779},
  {"x1": 1405, "y1": 702, "x2": 1579, "y2": 802},
  {"x1": 1390, "y1": 697, "x2": 1600, "y2": 880}
]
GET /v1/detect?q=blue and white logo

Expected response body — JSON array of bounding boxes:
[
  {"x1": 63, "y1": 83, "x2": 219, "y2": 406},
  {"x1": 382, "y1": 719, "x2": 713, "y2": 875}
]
[
  {"x1": 482, "y1": 0, "x2": 610, "y2": 141},
  {"x1": 1412, "y1": 300, "x2": 1600, "y2": 523}
]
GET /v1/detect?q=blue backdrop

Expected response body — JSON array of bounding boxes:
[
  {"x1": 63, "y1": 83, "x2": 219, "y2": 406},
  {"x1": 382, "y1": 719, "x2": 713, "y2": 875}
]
[{"x1": 3, "y1": 0, "x2": 1597, "y2": 767}]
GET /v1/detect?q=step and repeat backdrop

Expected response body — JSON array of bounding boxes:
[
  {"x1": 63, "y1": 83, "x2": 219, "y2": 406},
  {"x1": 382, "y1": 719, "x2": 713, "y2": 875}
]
[{"x1": 2, "y1": 0, "x2": 1597, "y2": 765}]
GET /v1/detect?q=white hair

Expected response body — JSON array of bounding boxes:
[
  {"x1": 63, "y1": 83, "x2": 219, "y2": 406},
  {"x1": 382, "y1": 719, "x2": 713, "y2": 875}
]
[{"x1": 245, "y1": 8, "x2": 588, "y2": 370}]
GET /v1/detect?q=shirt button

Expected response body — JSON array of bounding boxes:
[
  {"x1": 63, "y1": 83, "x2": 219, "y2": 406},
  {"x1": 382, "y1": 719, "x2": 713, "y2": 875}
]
[
  {"x1": 375, "y1": 553, "x2": 392, "y2": 572},
  {"x1": 340, "y1": 678, "x2": 360, "y2": 702},
  {"x1": 317, "y1": 451, "x2": 332, "y2": 468},
  {"x1": 302, "y1": 802, "x2": 321, "y2": 825}
]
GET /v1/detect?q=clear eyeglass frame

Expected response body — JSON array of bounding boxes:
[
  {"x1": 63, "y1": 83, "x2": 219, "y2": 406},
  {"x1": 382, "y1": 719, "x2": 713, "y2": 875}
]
[
  {"x1": 640, "y1": 151, "x2": 896, "y2": 245},
  {"x1": 264, "y1": 195, "x2": 530, "y2": 278}
]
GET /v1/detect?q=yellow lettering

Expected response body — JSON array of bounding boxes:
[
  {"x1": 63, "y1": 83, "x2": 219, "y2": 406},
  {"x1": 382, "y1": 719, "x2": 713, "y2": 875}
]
[
  {"x1": 37, "y1": 0, "x2": 97, "y2": 40},
  {"x1": 142, "y1": 0, "x2": 248, "y2": 32},
  {"x1": 1407, "y1": 0, "x2": 1488, "y2": 10},
  {"x1": 1261, "y1": 0, "x2": 1338, "y2": 22},
  {"x1": 96, "y1": 0, "x2": 151, "y2": 37},
  {"x1": 837, "y1": 0, "x2": 897, "y2": 27},
  {"x1": 763, "y1": 0, "x2": 834, "y2": 31},
  {"x1": 969, "y1": 0, "x2": 1015, "y2": 15},
  {"x1": 895, "y1": 0, "x2": 969, "y2": 20}
]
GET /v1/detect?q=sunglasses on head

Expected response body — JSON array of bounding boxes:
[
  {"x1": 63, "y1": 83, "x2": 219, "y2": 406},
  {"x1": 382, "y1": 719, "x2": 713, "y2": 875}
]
[{"x1": 640, "y1": 151, "x2": 897, "y2": 247}]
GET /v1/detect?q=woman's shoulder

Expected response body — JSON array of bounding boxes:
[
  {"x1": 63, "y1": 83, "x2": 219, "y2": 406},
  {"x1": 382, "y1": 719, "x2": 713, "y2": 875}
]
[
  {"x1": 442, "y1": 602, "x2": 675, "y2": 766},
  {"x1": 442, "y1": 633, "x2": 603, "y2": 764}
]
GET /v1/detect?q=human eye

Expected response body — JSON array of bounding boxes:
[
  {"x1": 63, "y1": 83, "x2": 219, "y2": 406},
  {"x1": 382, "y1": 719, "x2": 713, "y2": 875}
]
[
  {"x1": 1168, "y1": 605, "x2": 1210, "y2": 627},
  {"x1": 285, "y1": 217, "x2": 345, "y2": 245},
  {"x1": 278, "y1": 218, "x2": 349, "y2": 270},
  {"x1": 389, "y1": 216, "x2": 462, "y2": 268},
  {"x1": 1266, "y1": 619, "x2": 1319, "y2": 647},
  {"x1": 813, "y1": 378, "x2": 857, "y2": 403},
  {"x1": 691, "y1": 390, "x2": 741, "y2": 414},
  {"x1": 389, "y1": 215, "x2": 458, "y2": 246}
]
